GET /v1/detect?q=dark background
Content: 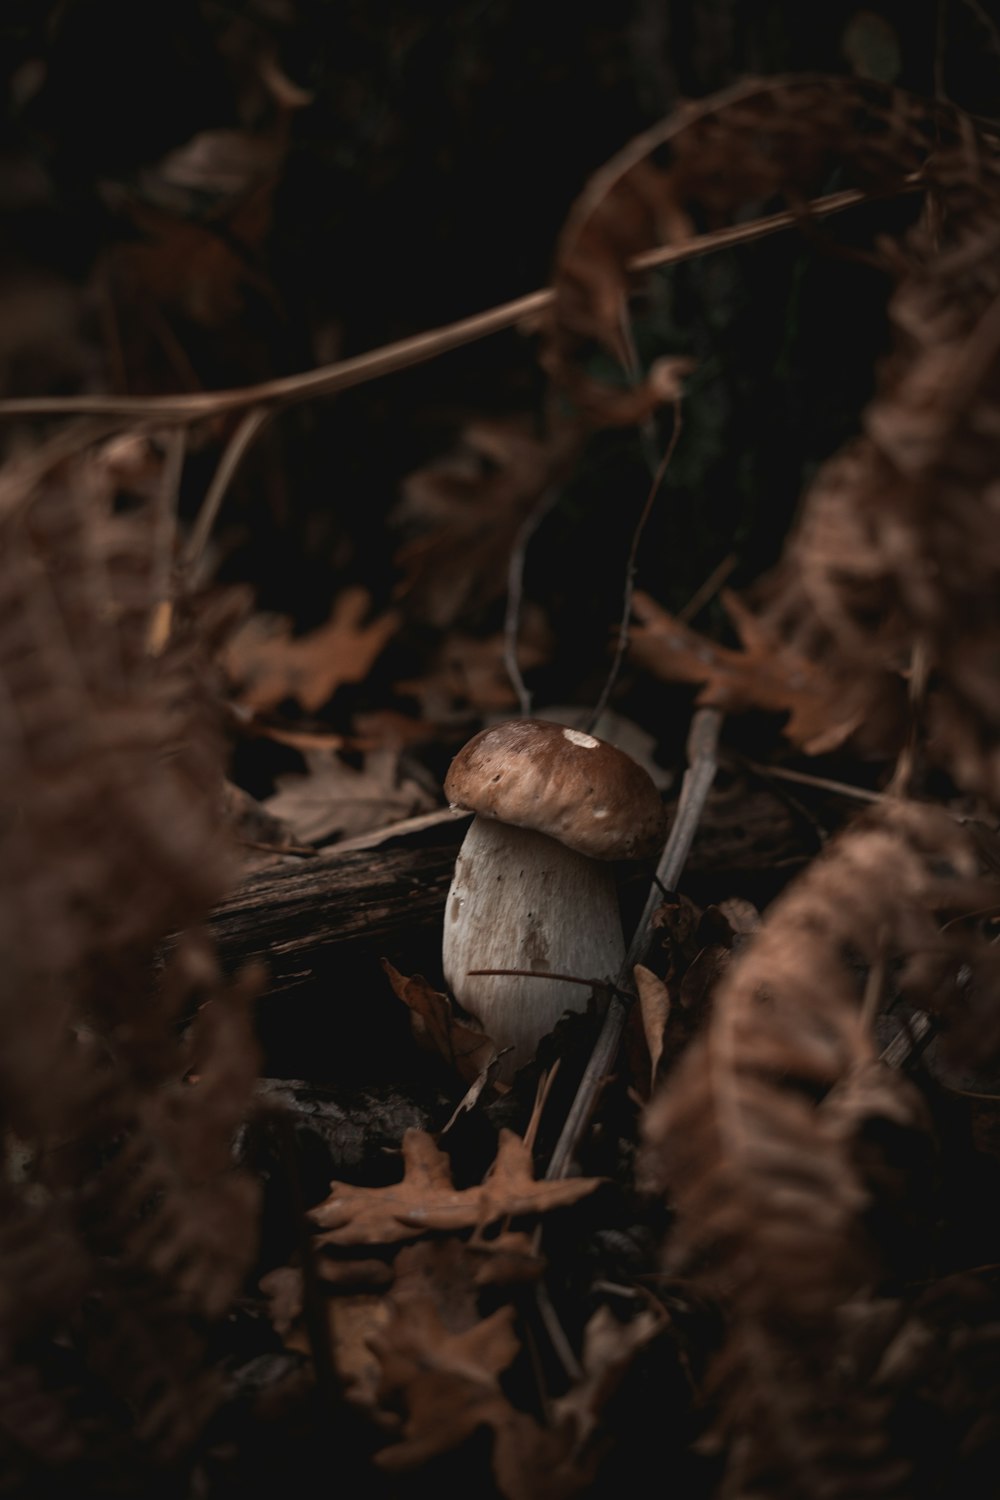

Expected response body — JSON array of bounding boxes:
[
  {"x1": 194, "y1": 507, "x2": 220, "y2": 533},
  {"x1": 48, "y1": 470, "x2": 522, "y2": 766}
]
[{"x1": 2, "y1": 0, "x2": 999, "y2": 706}]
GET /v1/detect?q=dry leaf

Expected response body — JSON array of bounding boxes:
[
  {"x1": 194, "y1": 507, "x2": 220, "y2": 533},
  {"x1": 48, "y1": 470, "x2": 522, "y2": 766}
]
[
  {"x1": 329, "y1": 1294, "x2": 393, "y2": 1407},
  {"x1": 258, "y1": 1265, "x2": 303, "y2": 1339},
  {"x1": 371, "y1": 1242, "x2": 586, "y2": 1497},
  {"x1": 467, "y1": 1231, "x2": 545, "y2": 1287},
  {"x1": 404, "y1": 1129, "x2": 602, "y2": 1232},
  {"x1": 373, "y1": 1295, "x2": 521, "y2": 1464},
  {"x1": 383, "y1": 961, "x2": 499, "y2": 1084},
  {"x1": 261, "y1": 1266, "x2": 392, "y2": 1404},
  {"x1": 310, "y1": 1128, "x2": 601, "y2": 1248},
  {"x1": 110, "y1": 183, "x2": 277, "y2": 329},
  {"x1": 310, "y1": 1130, "x2": 451, "y2": 1249},
  {"x1": 0, "y1": 269, "x2": 88, "y2": 399},
  {"x1": 634, "y1": 964, "x2": 671, "y2": 1092},
  {"x1": 245, "y1": 723, "x2": 347, "y2": 753},
  {"x1": 630, "y1": 588, "x2": 864, "y2": 753},
  {"x1": 262, "y1": 746, "x2": 431, "y2": 845},
  {"x1": 541, "y1": 76, "x2": 932, "y2": 424},
  {"x1": 392, "y1": 419, "x2": 574, "y2": 628},
  {"x1": 396, "y1": 607, "x2": 552, "y2": 721},
  {"x1": 222, "y1": 585, "x2": 400, "y2": 714},
  {"x1": 552, "y1": 1304, "x2": 664, "y2": 1450},
  {"x1": 352, "y1": 709, "x2": 437, "y2": 747},
  {"x1": 151, "y1": 128, "x2": 286, "y2": 201}
]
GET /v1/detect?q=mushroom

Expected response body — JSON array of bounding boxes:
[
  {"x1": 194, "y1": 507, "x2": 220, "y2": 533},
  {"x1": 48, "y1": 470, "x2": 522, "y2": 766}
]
[{"x1": 442, "y1": 718, "x2": 667, "y2": 1080}]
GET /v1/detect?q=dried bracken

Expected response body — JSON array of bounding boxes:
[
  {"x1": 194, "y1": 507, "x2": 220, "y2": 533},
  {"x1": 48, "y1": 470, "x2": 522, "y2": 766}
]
[
  {"x1": 8, "y1": 30, "x2": 1000, "y2": 1499},
  {"x1": 391, "y1": 418, "x2": 578, "y2": 629},
  {"x1": 0, "y1": 446, "x2": 260, "y2": 1484},
  {"x1": 641, "y1": 803, "x2": 980, "y2": 1498},
  {"x1": 760, "y1": 146, "x2": 1000, "y2": 802},
  {"x1": 548, "y1": 74, "x2": 1000, "y2": 805},
  {"x1": 543, "y1": 76, "x2": 964, "y2": 425}
]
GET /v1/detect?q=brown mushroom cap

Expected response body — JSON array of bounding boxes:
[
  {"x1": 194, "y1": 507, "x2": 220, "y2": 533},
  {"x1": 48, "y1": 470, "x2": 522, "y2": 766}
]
[{"x1": 444, "y1": 718, "x2": 667, "y2": 860}]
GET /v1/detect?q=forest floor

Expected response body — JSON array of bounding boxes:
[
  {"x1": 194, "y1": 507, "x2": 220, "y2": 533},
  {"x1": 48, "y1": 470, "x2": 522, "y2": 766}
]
[{"x1": 3, "y1": 8, "x2": 1000, "y2": 1498}]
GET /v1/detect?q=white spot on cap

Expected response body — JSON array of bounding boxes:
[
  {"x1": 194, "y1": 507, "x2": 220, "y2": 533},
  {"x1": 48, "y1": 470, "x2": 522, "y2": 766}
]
[{"x1": 562, "y1": 728, "x2": 598, "y2": 749}]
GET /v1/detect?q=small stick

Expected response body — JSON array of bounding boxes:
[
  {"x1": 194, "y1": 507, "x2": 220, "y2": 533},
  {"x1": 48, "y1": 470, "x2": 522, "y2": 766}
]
[
  {"x1": 502, "y1": 426, "x2": 582, "y2": 714},
  {"x1": 535, "y1": 1280, "x2": 583, "y2": 1383},
  {"x1": 586, "y1": 399, "x2": 684, "y2": 733},
  {"x1": 144, "y1": 426, "x2": 187, "y2": 656},
  {"x1": 467, "y1": 968, "x2": 617, "y2": 990},
  {"x1": 677, "y1": 552, "x2": 737, "y2": 625},
  {"x1": 503, "y1": 484, "x2": 561, "y2": 716},
  {"x1": 885, "y1": 636, "x2": 930, "y2": 799},
  {"x1": 523, "y1": 1061, "x2": 561, "y2": 1153},
  {"x1": 617, "y1": 297, "x2": 662, "y2": 478},
  {"x1": 184, "y1": 404, "x2": 272, "y2": 582},
  {"x1": 738, "y1": 757, "x2": 883, "y2": 805},
  {"x1": 0, "y1": 185, "x2": 915, "y2": 423},
  {"x1": 545, "y1": 707, "x2": 722, "y2": 1179},
  {"x1": 237, "y1": 838, "x2": 320, "y2": 859}
]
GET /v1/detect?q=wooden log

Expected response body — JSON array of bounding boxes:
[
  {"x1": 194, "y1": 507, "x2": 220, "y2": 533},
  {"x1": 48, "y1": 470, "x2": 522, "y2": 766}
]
[
  {"x1": 208, "y1": 809, "x2": 471, "y2": 992},
  {"x1": 206, "y1": 786, "x2": 807, "y2": 999}
]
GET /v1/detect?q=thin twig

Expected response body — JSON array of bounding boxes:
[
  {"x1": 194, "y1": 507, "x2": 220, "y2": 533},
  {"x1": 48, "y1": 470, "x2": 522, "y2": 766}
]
[
  {"x1": 618, "y1": 298, "x2": 661, "y2": 477},
  {"x1": 0, "y1": 185, "x2": 915, "y2": 424},
  {"x1": 237, "y1": 838, "x2": 320, "y2": 858},
  {"x1": 677, "y1": 551, "x2": 737, "y2": 624},
  {"x1": 586, "y1": 399, "x2": 683, "y2": 733},
  {"x1": 183, "y1": 405, "x2": 272, "y2": 582},
  {"x1": 523, "y1": 1061, "x2": 561, "y2": 1153},
  {"x1": 467, "y1": 968, "x2": 617, "y2": 989},
  {"x1": 959, "y1": 0, "x2": 1000, "y2": 59},
  {"x1": 503, "y1": 484, "x2": 561, "y2": 715},
  {"x1": 738, "y1": 757, "x2": 884, "y2": 804},
  {"x1": 143, "y1": 426, "x2": 187, "y2": 655},
  {"x1": 880, "y1": 1009, "x2": 934, "y2": 1069},
  {"x1": 545, "y1": 707, "x2": 723, "y2": 1180},
  {"x1": 536, "y1": 1282, "x2": 583, "y2": 1383},
  {"x1": 886, "y1": 636, "x2": 930, "y2": 799}
]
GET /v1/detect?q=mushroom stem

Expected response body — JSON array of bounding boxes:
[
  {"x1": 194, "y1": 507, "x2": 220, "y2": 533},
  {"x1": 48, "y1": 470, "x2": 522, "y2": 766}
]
[{"x1": 442, "y1": 815, "x2": 625, "y2": 1079}]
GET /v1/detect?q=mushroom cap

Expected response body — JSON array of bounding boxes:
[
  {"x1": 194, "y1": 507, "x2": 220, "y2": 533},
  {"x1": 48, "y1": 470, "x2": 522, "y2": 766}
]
[{"x1": 444, "y1": 718, "x2": 667, "y2": 860}]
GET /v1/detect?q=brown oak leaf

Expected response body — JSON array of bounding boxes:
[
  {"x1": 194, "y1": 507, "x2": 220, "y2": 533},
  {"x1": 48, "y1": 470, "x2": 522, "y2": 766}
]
[
  {"x1": 634, "y1": 963, "x2": 671, "y2": 1094},
  {"x1": 310, "y1": 1127, "x2": 601, "y2": 1248},
  {"x1": 382, "y1": 960, "x2": 498, "y2": 1083},
  {"x1": 552, "y1": 1305, "x2": 664, "y2": 1451},
  {"x1": 395, "y1": 606, "x2": 553, "y2": 720},
  {"x1": 373, "y1": 1295, "x2": 522, "y2": 1465},
  {"x1": 371, "y1": 1247, "x2": 588, "y2": 1497},
  {"x1": 391, "y1": 418, "x2": 570, "y2": 628},
  {"x1": 221, "y1": 585, "x2": 399, "y2": 714},
  {"x1": 630, "y1": 587, "x2": 863, "y2": 753},
  {"x1": 262, "y1": 747, "x2": 431, "y2": 845}
]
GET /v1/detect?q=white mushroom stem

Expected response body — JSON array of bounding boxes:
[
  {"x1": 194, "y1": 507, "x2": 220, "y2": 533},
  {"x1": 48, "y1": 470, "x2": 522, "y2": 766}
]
[{"x1": 442, "y1": 815, "x2": 625, "y2": 1080}]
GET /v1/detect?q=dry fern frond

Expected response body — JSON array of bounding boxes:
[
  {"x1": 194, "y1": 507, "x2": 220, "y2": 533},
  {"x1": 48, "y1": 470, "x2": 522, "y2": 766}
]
[
  {"x1": 549, "y1": 73, "x2": 1000, "y2": 803},
  {"x1": 542, "y1": 76, "x2": 981, "y2": 425},
  {"x1": 391, "y1": 416, "x2": 579, "y2": 628},
  {"x1": 0, "y1": 446, "x2": 260, "y2": 1478},
  {"x1": 642, "y1": 803, "x2": 979, "y2": 1498},
  {"x1": 762, "y1": 164, "x2": 1000, "y2": 802}
]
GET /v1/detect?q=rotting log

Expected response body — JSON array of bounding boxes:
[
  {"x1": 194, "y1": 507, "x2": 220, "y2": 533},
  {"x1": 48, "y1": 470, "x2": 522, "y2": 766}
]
[
  {"x1": 205, "y1": 786, "x2": 808, "y2": 1000},
  {"x1": 209, "y1": 812, "x2": 469, "y2": 992}
]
